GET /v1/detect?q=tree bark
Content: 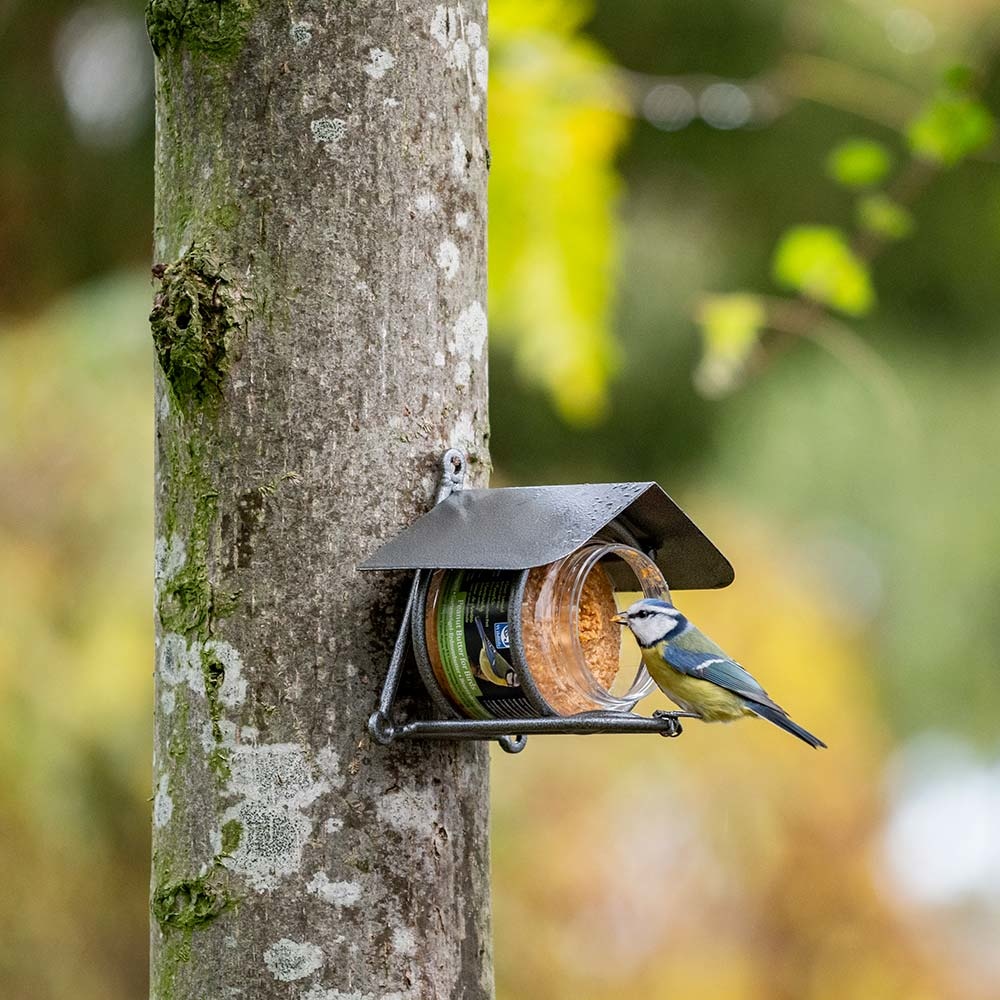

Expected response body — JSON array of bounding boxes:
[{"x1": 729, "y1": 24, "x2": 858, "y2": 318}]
[{"x1": 148, "y1": 3, "x2": 492, "y2": 998}]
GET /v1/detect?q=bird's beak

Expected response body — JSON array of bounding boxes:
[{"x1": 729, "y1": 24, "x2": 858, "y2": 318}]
[{"x1": 611, "y1": 612, "x2": 628, "y2": 626}]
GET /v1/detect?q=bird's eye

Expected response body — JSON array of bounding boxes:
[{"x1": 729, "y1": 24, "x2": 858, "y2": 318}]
[{"x1": 635, "y1": 610, "x2": 649, "y2": 619}]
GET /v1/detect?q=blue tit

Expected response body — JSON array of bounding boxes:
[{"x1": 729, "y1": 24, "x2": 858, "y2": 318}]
[{"x1": 613, "y1": 598, "x2": 826, "y2": 748}]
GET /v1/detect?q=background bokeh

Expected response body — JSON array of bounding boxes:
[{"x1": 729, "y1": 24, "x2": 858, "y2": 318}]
[{"x1": 3, "y1": 1, "x2": 1000, "y2": 997}]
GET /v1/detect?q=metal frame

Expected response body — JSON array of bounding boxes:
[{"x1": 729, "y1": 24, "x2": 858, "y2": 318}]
[{"x1": 366, "y1": 450, "x2": 696, "y2": 755}]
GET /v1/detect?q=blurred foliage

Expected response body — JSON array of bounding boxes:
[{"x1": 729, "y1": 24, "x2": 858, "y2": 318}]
[
  {"x1": 0, "y1": 0, "x2": 153, "y2": 313},
  {"x1": 856, "y1": 193, "x2": 914, "y2": 241},
  {"x1": 4, "y1": 0, "x2": 1000, "y2": 999},
  {"x1": 695, "y1": 62, "x2": 997, "y2": 405},
  {"x1": 489, "y1": 0, "x2": 629, "y2": 424},
  {"x1": 906, "y1": 84, "x2": 995, "y2": 166},
  {"x1": 693, "y1": 293, "x2": 765, "y2": 398},
  {"x1": 494, "y1": 528, "x2": 949, "y2": 1000},
  {"x1": 705, "y1": 338, "x2": 1000, "y2": 747},
  {"x1": 772, "y1": 225, "x2": 875, "y2": 314},
  {"x1": 0, "y1": 276, "x2": 151, "y2": 1000},
  {"x1": 826, "y1": 137, "x2": 894, "y2": 188}
]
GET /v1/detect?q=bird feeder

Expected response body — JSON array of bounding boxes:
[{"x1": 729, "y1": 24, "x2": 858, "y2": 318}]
[{"x1": 363, "y1": 451, "x2": 734, "y2": 753}]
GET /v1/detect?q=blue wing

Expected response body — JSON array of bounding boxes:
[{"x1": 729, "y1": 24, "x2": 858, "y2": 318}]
[{"x1": 660, "y1": 627, "x2": 785, "y2": 714}]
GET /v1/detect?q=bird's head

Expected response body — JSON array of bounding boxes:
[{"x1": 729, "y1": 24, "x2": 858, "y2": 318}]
[{"x1": 611, "y1": 598, "x2": 685, "y2": 647}]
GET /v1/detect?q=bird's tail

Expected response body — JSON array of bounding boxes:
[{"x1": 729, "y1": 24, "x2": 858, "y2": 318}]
[{"x1": 748, "y1": 703, "x2": 827, "y2": 749}]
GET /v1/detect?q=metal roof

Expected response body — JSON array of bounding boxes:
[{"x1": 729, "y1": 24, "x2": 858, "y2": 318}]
[{"x1": 361, "y1": 482, "x2": 734, "y2": 590}]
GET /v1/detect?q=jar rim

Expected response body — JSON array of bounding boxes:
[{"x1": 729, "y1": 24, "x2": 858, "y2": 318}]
[{"x1": 560, "y1": 542, "x2": 664, "y2": 710}]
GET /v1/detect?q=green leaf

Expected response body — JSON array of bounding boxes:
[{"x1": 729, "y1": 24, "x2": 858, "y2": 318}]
[
  {"x1": 772, "y1": 226, "x2": 875, "y2": 316},
  {"x1": 857, "y1": 194, "x2": 915, "y2": 241},
  {"x1": 693, "y1": 293, "x2": 765, "y2": 398},
  {"x1": 826, "y1": 138, "x2": 893, "y2": 188},
  {"x1": 907, "y1": 93, "x2": 994, "y2": 166}
]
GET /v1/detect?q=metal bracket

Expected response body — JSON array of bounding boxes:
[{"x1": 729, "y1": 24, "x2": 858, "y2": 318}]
[{"x1": 367, "y1": 450, "x2": 695, "y2": 754}]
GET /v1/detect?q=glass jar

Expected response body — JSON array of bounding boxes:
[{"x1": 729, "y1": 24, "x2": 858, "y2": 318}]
[{"x1": 413, "y1": 542, "x2": 670, "y2": 720}]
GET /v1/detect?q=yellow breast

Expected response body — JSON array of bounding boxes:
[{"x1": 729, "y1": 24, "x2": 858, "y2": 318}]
[{"x1": 641, "y1": 648, "x2": 751, "y2": 722}]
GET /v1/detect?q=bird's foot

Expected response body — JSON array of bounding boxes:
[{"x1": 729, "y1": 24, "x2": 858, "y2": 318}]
[{"x1": 652, "y1": 710, "x2": 683, "y2": 738}]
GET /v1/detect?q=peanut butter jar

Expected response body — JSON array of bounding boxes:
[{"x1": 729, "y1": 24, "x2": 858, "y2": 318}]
[{"x1": 412, "y1": 543, "x2": 670, "y2": 720}]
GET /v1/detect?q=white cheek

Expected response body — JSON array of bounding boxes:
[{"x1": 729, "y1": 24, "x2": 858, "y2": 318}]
[{"x1": 632, "y1": 621, "x2": 656, "y2": 646}]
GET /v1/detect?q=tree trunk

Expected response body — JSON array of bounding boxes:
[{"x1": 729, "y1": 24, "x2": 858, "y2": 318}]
[{"x1": 148, "y1": 3, "x2": 492, "y2": 998}]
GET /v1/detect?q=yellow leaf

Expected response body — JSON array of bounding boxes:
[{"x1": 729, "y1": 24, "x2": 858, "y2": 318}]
[
  {"x1": 489, "y1": 0, "x2": 630, "y2": 424},
  {"x1": 694, "y1": 293, "x2": 765, "y2": 398}
]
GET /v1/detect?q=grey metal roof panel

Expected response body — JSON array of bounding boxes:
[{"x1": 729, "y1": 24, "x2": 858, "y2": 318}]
[{"x1": 360, "y1": 482, "x2": 734, "y2": 590}]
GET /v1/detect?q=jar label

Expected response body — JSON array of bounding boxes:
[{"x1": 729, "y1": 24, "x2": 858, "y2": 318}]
[{"x1": 435, "y1": 570, "x2": 538, "y2": 719}]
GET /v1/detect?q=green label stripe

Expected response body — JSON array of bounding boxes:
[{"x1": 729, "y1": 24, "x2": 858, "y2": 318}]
[{"x1": 437, "y1": 571, "x2": 491, "y2": 719}]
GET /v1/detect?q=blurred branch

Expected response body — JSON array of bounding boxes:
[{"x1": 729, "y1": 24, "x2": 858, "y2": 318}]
[
  {"x1": 693, "y1": 36, "x2": 1000, "y2": 425},
  {"x1": 765, "y1": 52, "x2": 922, "y2": 131},
  {"x1": 732, "y1": 154, "x2": 933, "y2": 431},
  {"x1": 617, "y1": 66, "x2": 785, "y2": 129},
  {"x1": 761, "y1": 297, "x2": 918, "y2": 437},
  {"x1": 619, "y1": 51, "x2": 1000, "y2": 165},
  {"x1": 617, "y1": 52, "x2": 925, "y2": 133},
  {"x1": 852, "y1": 158, "x2": 935, "y2": 261}
]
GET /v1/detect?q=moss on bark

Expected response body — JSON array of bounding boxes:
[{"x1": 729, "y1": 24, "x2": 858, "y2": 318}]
[
  {"x1": 146, "y1": 0, "x2": 255, "y2": 60},
  {"x1": 153, "y1": 875, "x2": 232, "y2": 934},
  {"x1": 201, "y1": 646, "x2": 232, "y2": 779},
  {"x1": 150, "y1": 247, "x2": 247, "y2": 412},
  {"x1": 158, "y1": 431, "x2": 239, "y2": 644}
]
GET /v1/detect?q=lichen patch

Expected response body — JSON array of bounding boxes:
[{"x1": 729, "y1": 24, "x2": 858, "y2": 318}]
[
  {"x1": 450, "y1": 37, "x2": 470, "y2": 69},
  {"x1": 154, "y1": 774, "x2": 174, "y2": 828},
  {"x1": 412, "y1": 193, "x2": 438, "y2": 214},
  {"x1": 310, "y1": 117, "x2": 350, "y2": 156},
  {"x1": 435, "y1": 240, "x2": 460, "y2": 280},
  {"x1": 263, "y1": 938, "x2": 324, "y2": 982},
  {"x1": 159, "y1": 632, "x2": 205, "y2": 695},
  {"x1": 391, "y1": 927, "x2": 417, "y2": 957},
  {"x1": 290, "y1": 21, "x2": 312, "y2": 46},
  {"x1": 474, "y1": 47, "x2": 488, "y2": 89},
  {"x1": 306, "y1": 872, "x2": 363, "y2": 907},
  {"x1": 202, "y1": 639, "x2": 248, "y2": 709},
  {"x1": 300, "y1": 988, "x2": 379, "y2": 1000},
  {"x1": 363, "y1": 47, "x2": 395, "y2": 80},
  {"x1": 155, "y1": 533, "x2": 187, "y2": 598},
  {"x1": 450, "y1": 301, "x2": 488, "y2": 360},
  {"x1": 227, "y1": 743, "x2": 329, "y2": 807},
  {"x1": 449, "y1": 410, "x2": 477, "y2": 452},
  {"x1": 451, "y1": 132, "x2": 468, "y2": 179},
  {"x1": 429, "y1": 6, "x2": 454, "y2": 48},
  {"x1": 428, "y1": 5, "x2": 486, "y2": 108},
  {"x1": 221, "y1": 743, "x2": 329, "y2": 891},
  {"x1": 316, "y1": 745, "x2": 345, "y2": 789},
  {"x1": 375, "y1": 786, "x2": 436, "y2": 832}
]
